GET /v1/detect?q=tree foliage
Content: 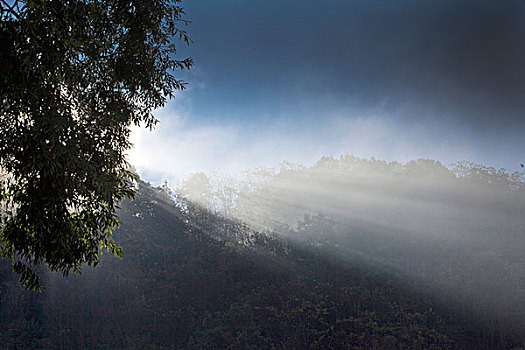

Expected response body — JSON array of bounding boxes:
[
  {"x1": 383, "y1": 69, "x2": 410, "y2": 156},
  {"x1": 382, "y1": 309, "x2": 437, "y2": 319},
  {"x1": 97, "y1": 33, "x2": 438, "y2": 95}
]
[{"x1": 0, "y1": 0, "x2": 193, "y2": 290}]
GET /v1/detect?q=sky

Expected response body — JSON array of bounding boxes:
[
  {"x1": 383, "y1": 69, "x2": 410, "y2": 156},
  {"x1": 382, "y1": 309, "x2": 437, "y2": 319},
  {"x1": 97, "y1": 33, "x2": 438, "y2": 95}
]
[{"x1": 129, "y1": 0, "x2": 525, "y2": 185}]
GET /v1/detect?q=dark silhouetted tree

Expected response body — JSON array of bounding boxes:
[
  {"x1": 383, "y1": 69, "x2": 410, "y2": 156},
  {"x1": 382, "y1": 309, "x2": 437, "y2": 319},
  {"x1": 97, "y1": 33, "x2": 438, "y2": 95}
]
[{"x1": 0, "y1": 0, "x2": 193, "y2": 290}]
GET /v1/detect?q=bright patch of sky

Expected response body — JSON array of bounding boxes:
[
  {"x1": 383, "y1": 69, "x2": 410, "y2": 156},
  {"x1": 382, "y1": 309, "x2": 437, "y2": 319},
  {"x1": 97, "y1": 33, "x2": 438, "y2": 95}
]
[{"x1": 129, "y1": 0, "x2": 525, "y2": 186}]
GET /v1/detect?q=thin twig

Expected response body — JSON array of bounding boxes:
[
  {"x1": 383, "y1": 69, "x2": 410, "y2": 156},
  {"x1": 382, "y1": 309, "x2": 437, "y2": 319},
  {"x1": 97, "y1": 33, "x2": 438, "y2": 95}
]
[{"x1": 0, "y1": 0, "x2": 23, "y2": 20}]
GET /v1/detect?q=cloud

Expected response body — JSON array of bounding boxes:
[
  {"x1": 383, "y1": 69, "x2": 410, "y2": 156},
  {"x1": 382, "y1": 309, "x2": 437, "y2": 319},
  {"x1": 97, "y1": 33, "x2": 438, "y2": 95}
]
[
  {"x1": 129, "y1": 112, "x2": 240, "y2": 185},
  {"x1": 129, "y1": 0, "x2": 525, "y2": 184},
  {"x1": 187, "y1": 0, "x2": 525, "y2": 130},
  {"x1": 129, "y1": 105, "x2": 491, "y2": 187}
]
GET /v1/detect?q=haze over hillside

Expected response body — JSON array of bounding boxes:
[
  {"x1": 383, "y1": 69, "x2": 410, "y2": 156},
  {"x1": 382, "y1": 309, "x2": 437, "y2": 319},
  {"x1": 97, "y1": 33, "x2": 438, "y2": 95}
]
[
  {"x1": 169, "y1": 155, "x2": 525, "y2": 347},
  {"x1": 2, "y1": 155, "x2": 524, "y2": 348},
  {"x1": 2, "y1": 0, "x2": 524, "y2": 348},
  {"x1": 176, "y1": 156, "x2": 525, "y2": 328}
]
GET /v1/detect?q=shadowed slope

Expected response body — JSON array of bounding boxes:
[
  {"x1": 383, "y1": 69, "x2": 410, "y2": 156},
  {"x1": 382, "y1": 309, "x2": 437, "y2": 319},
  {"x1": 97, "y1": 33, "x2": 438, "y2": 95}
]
[{"x1": 0, "y1": 178, "x2": 522, "y2": 349}]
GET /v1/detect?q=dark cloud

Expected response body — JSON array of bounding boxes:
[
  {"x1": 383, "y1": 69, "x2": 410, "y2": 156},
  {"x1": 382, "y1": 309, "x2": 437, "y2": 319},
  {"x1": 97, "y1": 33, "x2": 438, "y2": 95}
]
[{"x1": 185, "y1": 0, "x2": 525, "y2": 130}]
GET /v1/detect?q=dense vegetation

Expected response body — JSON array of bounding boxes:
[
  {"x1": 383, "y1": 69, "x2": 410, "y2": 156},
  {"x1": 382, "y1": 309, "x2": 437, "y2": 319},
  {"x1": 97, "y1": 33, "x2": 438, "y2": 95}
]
[
  {"x1": 0, "y1": 0, "x2": 192, "y2": 289},
  {"x1": 1, "y1": 157, "x2": 524, "y2": 349}
]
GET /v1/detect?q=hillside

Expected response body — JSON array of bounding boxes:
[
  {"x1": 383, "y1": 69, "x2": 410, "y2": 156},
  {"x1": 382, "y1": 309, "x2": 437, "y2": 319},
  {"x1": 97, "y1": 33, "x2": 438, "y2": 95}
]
[{"x1": 1, "y1": 159, "x2": 524, "y2": 349}]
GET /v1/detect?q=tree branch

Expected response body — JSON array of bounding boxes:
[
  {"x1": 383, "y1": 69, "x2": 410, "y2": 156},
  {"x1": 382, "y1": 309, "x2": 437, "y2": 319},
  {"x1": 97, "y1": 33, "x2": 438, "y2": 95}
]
[{"x1": 0, "y1": 0, "x2": 23, "y2": 20}]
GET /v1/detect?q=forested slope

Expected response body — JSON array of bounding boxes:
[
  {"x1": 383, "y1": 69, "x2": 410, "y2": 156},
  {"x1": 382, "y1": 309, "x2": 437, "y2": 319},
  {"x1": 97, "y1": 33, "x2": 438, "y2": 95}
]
[{"x1": 1, "y1": 161, "x2": 524, "y2": 349}]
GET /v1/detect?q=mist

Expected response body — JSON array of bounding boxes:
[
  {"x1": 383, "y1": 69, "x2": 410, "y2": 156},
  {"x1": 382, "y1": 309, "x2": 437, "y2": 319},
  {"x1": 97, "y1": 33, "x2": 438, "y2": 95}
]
[
  {"x1": 3, "y1": 0, "x2": 525, "y2": 347},
  {"x1": 3, "y1": 153, "x2": 524, "y2": 347},
  {"x1": 122, "y1": 0, "x2": 525, "y2": 345},
  {"x1": 174, "y1": 156, "x2": 525, "y2": 339}
]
